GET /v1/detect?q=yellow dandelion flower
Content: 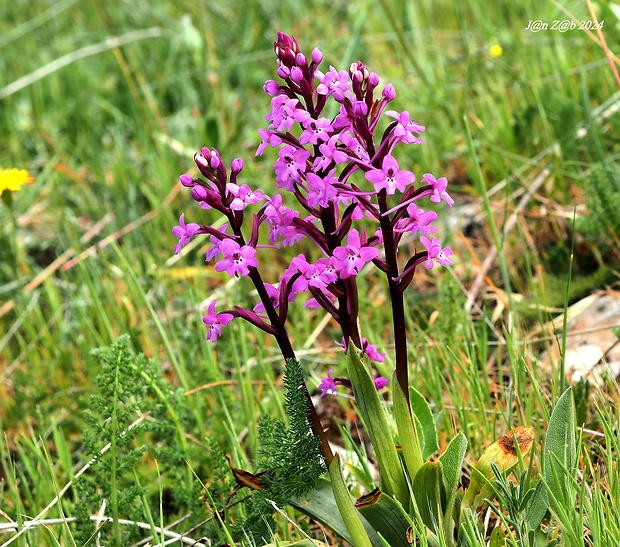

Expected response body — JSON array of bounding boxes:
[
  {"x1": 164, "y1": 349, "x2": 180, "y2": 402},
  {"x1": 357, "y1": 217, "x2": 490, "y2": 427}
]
[
  {"x1": 0, "y1": 168, "x2": 34, "y2": 196},
  {"x1": 489, "y1": 44, "x2": 503, "y2": 58}
]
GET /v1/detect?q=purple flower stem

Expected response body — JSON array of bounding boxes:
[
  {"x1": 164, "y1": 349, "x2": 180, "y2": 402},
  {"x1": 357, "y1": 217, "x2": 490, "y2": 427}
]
[
  {"x1": 230, "y1": 224, "x2": 334, "y2": 466},
  {"x1": 340, "y1": 277, "x2": 361, "y2": 347},
  {"x1": 377, "y1": 189, "x2": 410, "y2": 406}
]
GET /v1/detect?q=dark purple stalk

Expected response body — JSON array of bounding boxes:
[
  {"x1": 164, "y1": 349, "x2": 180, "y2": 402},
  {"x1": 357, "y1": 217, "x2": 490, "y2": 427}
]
[{"x1": 377, "y1": 190, "x2": 409, "y2": 406}]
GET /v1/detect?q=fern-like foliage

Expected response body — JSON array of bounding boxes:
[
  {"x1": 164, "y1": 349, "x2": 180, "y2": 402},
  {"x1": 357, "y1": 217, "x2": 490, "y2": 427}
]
[
  {"x1": 237, "y1": 358, "x2": 326, "y2": 544},
  {"x1": 579, "y1": 163, "x2": 620, "y2": 242},
  {"x1": 74, "y1": 335, "x2": 149, "y2": 545},
  {"x1": 74, "y1": 335, "x2": 213, "y2": 545}
]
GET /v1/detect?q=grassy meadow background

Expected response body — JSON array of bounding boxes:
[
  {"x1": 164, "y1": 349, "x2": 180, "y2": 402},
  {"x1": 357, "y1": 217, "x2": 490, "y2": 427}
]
[{"x1": 1, "y1": 0, "x2": 619, "y2": 545}]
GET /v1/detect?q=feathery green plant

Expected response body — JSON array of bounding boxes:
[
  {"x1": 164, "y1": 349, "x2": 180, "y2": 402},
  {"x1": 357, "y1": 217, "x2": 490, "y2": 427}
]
[
  {"x1": 239, "y1": 358, "x2": 325, "y2": 543},
  {"x1": 74, "y1": 335, "x2": 211, "y2": 546}
]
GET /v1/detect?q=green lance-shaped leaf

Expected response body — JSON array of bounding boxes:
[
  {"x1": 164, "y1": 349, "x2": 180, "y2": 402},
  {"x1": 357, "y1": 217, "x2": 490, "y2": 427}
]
[
  {"x1": 526, "y1": 388, "x2": 576, "y2": 530},
  {"x1": 409, "y1": 386, "x2": 439, "y2": 460},
  {"x1": 348, "y1": 349, "x2": 409, "y2": 505},
  {"x1": 328, "y1": 454, "x2": 374, "y2": 547},
  {"x1": 438, "y1": 432, "x2": 468, "y2": 536},
  {"x1": 439, "y1": 432, "x2": 467, "y2": 499},
  {"x1": 392, "y1": 373, "x2": 424, "y2": 482},
  {"x1": 356, "y1": 488, "x2": 412, "y2": 547},
  {"x1": 544, "y1": 386, "x2": 577, "y2": 505},
  {"x1": 290, "y1": 479, "x2": 382, "y2": 546},
  {"x1": 524, "y1": 480, "x2": 548, "y2": 531},
  {"x1": 412, "y1": 460, "x2": 447, "y2": 536}
]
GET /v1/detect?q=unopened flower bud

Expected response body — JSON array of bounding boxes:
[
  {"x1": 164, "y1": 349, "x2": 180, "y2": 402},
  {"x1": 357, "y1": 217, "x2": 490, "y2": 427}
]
[
  {"x1": 368, "y1": 72, "x2": 379, "y2": 87},
  {"x1": 277, "y1": 64, "x2": 290, "y2": 79},
  {"x1": 200, "y1": 147, "x2": 212, "y2": 162},
  {"x1": 353, "y1": 100, "x2": 368, "y2": 117},
  {"x1": 263, "y1": 80, "x2": 281, "y2": 96},
  {"x1": 311, "y1": 47, "x2": 323, "y2": 65},
  {"x1": 179, "y1": 174, "x2": 194, "y2": 187},
  {"x1": 231, "y1": 158, "x2": 244, "y2": 174},
  {"x1": 194, "y1": 153, "x2": 209, "y2": 169},
  {"x1": 349, "y1": 61, "x2": 369, "y2": 80},
  {"x1": 290, "y1": 66, "x2": 304, "y2": 84},
  {"x1": 191, "y1": 185, "x2": 208, "y2": 201},
  {"x1": 382, "y1": 83, "x2": 396, "y2": 101},
  {"x1": 296, "y1": 52, "x2": 307, "y2": 67},
  {"x1": 209, "y1": 151, "x2": 221, "y2": 169},
  {"x1": 274, "y1": 32, "x2": 299, "y2": 68}
]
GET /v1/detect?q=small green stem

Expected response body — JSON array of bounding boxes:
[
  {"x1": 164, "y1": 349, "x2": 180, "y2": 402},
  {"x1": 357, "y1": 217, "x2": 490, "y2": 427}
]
[{"x1": 111, "y1": 363, "x2": 122, "y2": 546}]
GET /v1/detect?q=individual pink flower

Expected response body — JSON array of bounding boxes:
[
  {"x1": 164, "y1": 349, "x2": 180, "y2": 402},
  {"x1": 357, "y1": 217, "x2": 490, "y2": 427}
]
[
  {"x1": 264, "y1": 194, "x2": 301, "y2": 244},
  {"x1": 318, "y1": 368, "x2": 338, "y2": 397},
  {"x1": 365, "y1": 155, "x2": 415, "y2": 195},
  {"x1": 267, "y1": 96, "x2": 311, "y2": 132},
  {"x1": 214, "y1": 239, "x2": 258, "y2": 277},
  {"x1": 226, "y1": 183, "x2": 267, "y2": 210},
  {"x1": 274, "y1": 145, "x2": 311, "y2": 191},
  {"x1": 299, "y1": 117, "x2": 334, "y2": 145},
  {"x1": 373, "y1": 376, "x2": 388, "y2": 390},
  {"x1": 305, "y1": 172, "x2": 339, "y2": 208},
  {"x1": 340, "y1": 133, "x2": 369, "y2": 162},
  {"x1": 172, "y1": 213, "x2": 201, "y2": 254},
  {"x1": 395, "y1": 203, "x2": 438, "y2": 236},
  {"x1": 421, "y1": 173, "x2": 454, "y2": 207},
  {"x1": 420, "y1": 236, "x2": 454, "y2": 269},
  {"x1": 316, "y1": 66, "x2": 350, "y2": 101},
  {"x1": 336, "y1": 337, "x2": 385, "y2": 363},
  {"x1": 256, "y1": 128, "x2": 283, "y2": 156},
  {"x1": 202, "y1": 300, "x2": 234, "y2": 342},
  {"x1": 332, "y1": 229, "x2": 380, "y2": 279},
  {"x1": 363, "y1": 340, "x2": 386, "y2": 363},
  {"x1": 385, "y1": 110, "x2": 425, "y2": 144},
  {"x1": 205, "y1": 224, "x2": 229, "y2": 262},
  {"x1": 253, "y1": 283, "x2": 280, "y2": 314}
]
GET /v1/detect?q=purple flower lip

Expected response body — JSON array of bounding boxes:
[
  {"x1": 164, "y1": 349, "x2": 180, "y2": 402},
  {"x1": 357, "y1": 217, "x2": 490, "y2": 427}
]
[
  {"x1": 172, "y1": 213, "x2": 201, "y2": 254},
  {"x1": 202, "y1": 300, "x2": 234, "y2": 342}
]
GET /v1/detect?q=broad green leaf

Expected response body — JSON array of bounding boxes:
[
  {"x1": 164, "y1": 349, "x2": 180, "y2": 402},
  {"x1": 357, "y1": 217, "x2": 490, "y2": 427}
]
[
  {"x1": 544, "y1": 386, "x2": 576, "y2": 507},
  {"x1": 438, "y1": 432, "x2": 467, "y2": 537},
  {"x1": 412, "y1": 460, "x2": 446, "y2": 535},
  {"x1": 439, "y1": 432, "x2": 467, "y2": 498},
  {"x1": 328, "y1": 454, "x2": 374, "y2": 547},
  {"x1": 356, "y1": 488, "x2": 412, "y2": 547},
  {"x1": 409, "y1": 386, "x2": 439, "y2": 459},
  {"x1": 392, "y1": 374, "x2": 423, "y2": 481},
  {"x1": 526, "y1": 387, "x2": 577, "y2": 531},
  {"x1": 524, "y1": 480, "x2": 548, "y2": 531},
  {"x1": 348, "y1": 349, "x2": 409, "y2": 504},
  {"x1": 290, "y1": 479, "x2": 382, "y2": 546},
  {"x1": 489, "y1": 526, "x2": 506, "y2": 547}
]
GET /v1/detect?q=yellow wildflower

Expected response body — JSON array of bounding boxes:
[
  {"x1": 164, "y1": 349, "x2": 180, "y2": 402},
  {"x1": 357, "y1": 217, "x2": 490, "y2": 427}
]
[
  {"x1": 0, "y1": 168, "x2": 34, "y2": 196},
  {"x1": 489, "y1": 44, "x2": 503, "y2": 58}
]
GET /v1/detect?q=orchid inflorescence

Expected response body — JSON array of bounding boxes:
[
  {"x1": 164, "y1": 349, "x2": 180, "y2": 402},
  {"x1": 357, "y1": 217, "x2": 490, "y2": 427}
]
[{"x1": 173, "y1": 32, "x2": 453, "y2": 406}]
